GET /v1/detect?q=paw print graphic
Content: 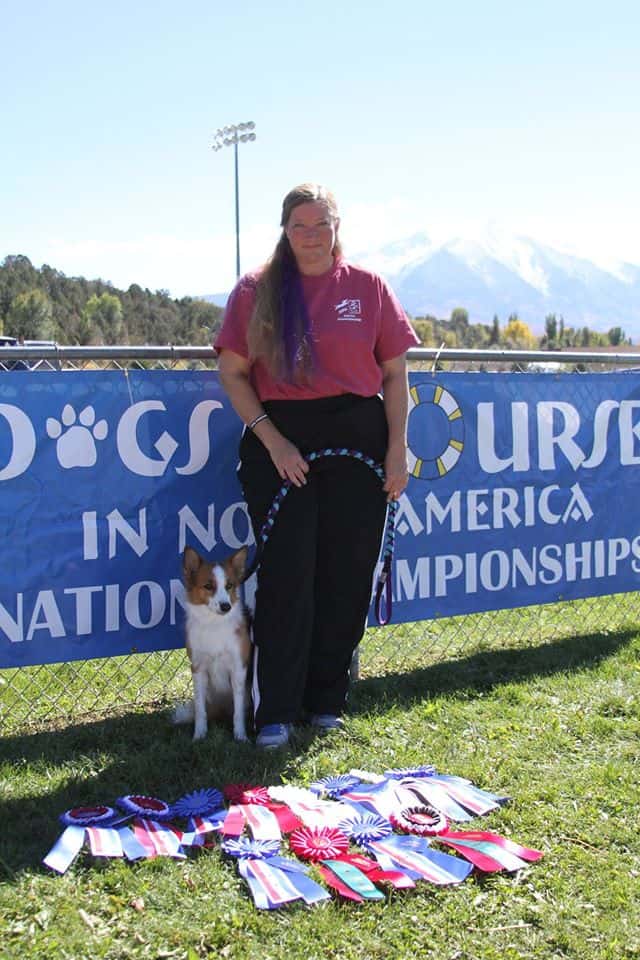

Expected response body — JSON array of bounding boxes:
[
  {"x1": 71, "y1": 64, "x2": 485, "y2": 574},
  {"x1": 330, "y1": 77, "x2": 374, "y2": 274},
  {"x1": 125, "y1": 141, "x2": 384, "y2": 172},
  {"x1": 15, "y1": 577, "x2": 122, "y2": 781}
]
[{"x1": 46, "y1": 404, "x2": 108, "y2": 468}]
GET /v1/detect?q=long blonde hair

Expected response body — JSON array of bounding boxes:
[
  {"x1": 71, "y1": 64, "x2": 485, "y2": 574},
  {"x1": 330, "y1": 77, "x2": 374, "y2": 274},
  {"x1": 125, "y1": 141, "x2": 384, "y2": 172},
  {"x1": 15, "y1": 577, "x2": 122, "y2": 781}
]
[{"x1": 248, "y1": 183, "x2": 342, "y2": 380}]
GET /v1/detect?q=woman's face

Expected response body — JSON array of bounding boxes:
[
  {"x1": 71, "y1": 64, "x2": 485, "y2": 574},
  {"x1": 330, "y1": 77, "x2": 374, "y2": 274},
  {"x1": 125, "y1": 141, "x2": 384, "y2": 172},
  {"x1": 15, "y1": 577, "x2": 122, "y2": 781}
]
[{"x1": 284, "y1": 200, "x2": 339, "y2": 275}]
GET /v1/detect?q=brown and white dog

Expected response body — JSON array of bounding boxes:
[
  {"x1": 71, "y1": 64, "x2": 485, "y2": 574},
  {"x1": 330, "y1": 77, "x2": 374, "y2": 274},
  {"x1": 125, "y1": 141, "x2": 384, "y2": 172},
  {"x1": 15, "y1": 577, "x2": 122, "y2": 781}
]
[{"x1": 174, "y1": 545, "x2": 251, "y2": 742}]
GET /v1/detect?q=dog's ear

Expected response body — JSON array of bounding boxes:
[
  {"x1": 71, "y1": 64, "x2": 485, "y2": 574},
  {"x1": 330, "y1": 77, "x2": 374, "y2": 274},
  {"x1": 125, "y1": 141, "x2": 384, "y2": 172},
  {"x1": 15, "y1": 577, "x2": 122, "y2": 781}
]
[
  {"x1": 228, "y1": 545, "x2": 248, "y2": 581},
  {"x1": 183, "y1": 546, "x2": 202, "y2": 585}
]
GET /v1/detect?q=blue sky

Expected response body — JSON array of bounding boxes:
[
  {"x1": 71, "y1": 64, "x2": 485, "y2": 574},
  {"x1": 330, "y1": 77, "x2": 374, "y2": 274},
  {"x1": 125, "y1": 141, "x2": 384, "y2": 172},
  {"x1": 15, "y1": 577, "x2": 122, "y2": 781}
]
[{"x1": 2, "y1": 0, "x2": 639, "y2": 296}]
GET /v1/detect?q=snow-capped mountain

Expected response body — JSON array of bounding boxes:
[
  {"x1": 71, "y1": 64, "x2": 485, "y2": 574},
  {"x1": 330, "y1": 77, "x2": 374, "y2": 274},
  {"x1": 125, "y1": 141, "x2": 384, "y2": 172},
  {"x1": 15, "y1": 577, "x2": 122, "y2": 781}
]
[{"x1": 354, "y1": 226, "x2": 640, "y2": 336}]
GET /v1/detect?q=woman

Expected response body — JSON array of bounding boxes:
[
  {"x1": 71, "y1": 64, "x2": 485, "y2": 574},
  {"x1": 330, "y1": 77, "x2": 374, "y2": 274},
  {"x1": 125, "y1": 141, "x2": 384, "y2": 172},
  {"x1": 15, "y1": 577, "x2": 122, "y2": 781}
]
[{"x1": 215, "y1": 183, "x2": 418, "y2": 748}]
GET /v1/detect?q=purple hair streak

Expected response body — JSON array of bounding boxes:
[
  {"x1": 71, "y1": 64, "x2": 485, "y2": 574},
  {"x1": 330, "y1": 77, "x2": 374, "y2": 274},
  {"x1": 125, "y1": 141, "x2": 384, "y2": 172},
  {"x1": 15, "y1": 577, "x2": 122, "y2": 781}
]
[{"x1": 280, "y1": 250, "x2": 317, "y2": 383}]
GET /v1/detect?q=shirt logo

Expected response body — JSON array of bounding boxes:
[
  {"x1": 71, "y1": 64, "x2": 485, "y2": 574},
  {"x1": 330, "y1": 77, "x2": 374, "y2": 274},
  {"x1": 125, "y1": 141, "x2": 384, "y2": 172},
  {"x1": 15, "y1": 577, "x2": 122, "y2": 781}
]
[{"x1": 334, "y1": 299, "x2": 362, "y2": 322}]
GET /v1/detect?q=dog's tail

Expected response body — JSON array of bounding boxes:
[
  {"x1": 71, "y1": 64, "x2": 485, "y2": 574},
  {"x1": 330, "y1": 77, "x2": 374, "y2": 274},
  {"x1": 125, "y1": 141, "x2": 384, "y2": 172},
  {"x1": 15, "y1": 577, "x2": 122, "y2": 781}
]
[{"x1": 172, "y1": 700, "x2": 195, "y2": 725}]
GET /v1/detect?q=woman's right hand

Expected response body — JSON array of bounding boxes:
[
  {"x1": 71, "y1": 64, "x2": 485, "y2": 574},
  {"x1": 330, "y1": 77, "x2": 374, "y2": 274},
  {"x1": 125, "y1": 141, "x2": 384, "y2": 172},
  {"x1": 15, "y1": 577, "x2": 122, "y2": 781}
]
[{"x1": 265, "y1": 434, "x2": 309, "y2": 487}]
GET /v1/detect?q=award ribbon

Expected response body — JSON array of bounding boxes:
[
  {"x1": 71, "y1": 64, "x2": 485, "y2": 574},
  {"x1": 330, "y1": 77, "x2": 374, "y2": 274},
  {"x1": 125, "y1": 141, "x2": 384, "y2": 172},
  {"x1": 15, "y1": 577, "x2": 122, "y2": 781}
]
[
  {"x1": 368, "y1": 835, "x2": 472, "y2": 885},
  {"x1": 221, "y1": 837, "x2": 330, "y2": 910},
  {"x1": 289, "y1": 827, "x2": 390, "y2": 901},
  {"x1": 44, "y1": 805, "x2": 127, "y2": 874}
]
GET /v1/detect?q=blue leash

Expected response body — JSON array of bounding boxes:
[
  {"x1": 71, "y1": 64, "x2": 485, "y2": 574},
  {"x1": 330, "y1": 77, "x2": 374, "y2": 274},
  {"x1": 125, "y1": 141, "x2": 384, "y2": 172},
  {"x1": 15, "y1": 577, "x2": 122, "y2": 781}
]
[{"x1": 243, "y1": 447, "x2": 397, "y2": 625}]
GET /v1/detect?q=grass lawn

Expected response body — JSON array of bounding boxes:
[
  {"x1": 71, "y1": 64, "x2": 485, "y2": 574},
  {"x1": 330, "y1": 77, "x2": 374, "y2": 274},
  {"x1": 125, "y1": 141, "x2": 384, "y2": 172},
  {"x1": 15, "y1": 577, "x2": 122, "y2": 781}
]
[{"x1": 1, "y1": 614, "x2": 639, "y2": 959}]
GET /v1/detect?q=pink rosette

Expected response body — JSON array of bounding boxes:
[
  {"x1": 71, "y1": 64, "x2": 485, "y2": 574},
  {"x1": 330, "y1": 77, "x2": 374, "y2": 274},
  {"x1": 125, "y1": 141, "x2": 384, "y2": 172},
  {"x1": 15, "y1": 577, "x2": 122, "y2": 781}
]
[
  {"x1": 390, "y1": 804, "x2": 448, "y2": 836},
  {"x1": 289, "y1": 826, "x2": 350, "y2": 862}
]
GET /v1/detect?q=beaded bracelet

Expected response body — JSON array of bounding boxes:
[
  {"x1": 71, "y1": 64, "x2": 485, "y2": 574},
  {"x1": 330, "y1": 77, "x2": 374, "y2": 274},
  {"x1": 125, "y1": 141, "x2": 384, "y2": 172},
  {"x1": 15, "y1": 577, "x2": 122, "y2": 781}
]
[{"x1": 247, "y1": 412, "x2": 269, "y2": 431}]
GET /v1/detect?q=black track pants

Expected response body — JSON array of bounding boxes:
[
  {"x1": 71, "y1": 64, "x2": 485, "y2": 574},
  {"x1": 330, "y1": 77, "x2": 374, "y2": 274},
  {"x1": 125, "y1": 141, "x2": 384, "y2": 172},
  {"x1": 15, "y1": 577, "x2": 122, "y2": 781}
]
[{"x1": 238, "y1": 394, "x2": 389, "y2": 729}]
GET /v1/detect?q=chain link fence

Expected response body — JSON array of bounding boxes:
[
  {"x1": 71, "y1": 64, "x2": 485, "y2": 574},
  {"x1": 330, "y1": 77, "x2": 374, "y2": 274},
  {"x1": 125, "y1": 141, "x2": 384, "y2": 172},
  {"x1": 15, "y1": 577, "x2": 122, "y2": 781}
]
[{"x1": 2, "y1": 344, "x2": 640, "y2": 734}]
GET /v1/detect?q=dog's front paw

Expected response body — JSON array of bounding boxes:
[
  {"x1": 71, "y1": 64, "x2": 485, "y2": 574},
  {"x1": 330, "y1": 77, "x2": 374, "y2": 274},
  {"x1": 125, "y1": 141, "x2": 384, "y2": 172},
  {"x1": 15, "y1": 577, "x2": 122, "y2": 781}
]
[
  {"x1": 233, "y1": 729, "x2": 249, "y2": 742},
  {"x1": 192, "y1": 726, "x2": 207, "y2": 741}
]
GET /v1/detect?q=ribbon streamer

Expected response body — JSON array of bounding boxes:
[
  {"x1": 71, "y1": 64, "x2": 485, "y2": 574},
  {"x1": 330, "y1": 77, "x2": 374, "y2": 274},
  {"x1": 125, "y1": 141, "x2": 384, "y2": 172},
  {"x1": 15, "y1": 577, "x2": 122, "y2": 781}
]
[
  {"x1": 334, "y1": 851, "x2": 415, "y2": 890},
  {"x1": 436, "y1": 830, "x2": 543, "y2": 873},
  {"x1": 341, "y1": 779, "x2": 419, "y2": 821},
  {"x1": 132, "y1": 819, "x2": 186, "y2": 859},
  {"x1": 43, "y1": 825, "x2": 87, "y2": 874},
  {"x1": 269, "y1": 785, "x2": 350, "y2": 828},
  {"x1": 400, "y1": 777, "x2": 475, "y2": 822},
  {"x1": 317, "y1": 860, "x2": 385, "y2": 902},
  {"x1": 427, "y1": 774, "x2": 509, "y2": 816},
  {"x1": 368, "y1": 835, "x2": 472, "y2": 885}
]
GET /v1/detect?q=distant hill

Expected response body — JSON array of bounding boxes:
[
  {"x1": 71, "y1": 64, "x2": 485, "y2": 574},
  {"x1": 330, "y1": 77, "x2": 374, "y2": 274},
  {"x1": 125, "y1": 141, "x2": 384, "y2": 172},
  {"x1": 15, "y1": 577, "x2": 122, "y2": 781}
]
[{"x1": 355, "y1": 226, "x2": 640, "y2": 336}]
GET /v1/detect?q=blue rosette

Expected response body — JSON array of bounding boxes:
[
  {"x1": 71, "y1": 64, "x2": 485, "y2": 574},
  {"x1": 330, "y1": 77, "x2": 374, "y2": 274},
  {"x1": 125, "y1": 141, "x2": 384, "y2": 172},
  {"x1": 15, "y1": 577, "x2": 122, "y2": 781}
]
[
  {"x1": 309, "y1": 774, "x2": 362, "y2": 799},
  {"x1": 221, "y1": 837, "x2": 281, "y2": 860},
  {"x1": 171, "y1": 788, "x2": 225, "y2": 819},
  {"x1": 337, "y1": 812, "x2": 393, "y2": 847},
  {"x1": 384, "y1": 765, "x2": 436, "y2": 780}
]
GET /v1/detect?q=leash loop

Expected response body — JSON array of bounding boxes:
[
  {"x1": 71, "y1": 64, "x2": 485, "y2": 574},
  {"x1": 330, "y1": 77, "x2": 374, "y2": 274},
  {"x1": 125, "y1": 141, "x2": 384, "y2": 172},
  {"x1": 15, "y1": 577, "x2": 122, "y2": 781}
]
[{"x1": 243, "y1": 448, "x2": 396, "y2": 625}]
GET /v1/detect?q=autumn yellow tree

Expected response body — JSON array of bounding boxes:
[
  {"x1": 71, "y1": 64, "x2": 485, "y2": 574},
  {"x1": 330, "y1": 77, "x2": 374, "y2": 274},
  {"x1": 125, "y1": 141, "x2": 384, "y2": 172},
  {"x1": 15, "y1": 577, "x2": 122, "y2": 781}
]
[{"x1": 503, "y1": 315, "x2": 536, "y2": 348}]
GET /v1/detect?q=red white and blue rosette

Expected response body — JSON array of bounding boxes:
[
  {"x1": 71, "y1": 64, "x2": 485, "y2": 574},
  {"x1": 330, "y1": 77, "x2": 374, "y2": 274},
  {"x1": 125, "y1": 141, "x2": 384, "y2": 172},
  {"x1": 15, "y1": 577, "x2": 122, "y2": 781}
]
[
  {"x1": 337, "y1": 813, "x2": 393, "y2": 847},
  {"x1": 221, "y1": 837, "x2": 330, "y2": 909},
  {"x1": 117, "y1": 794, "x2": 172, "y2": 820},
  {"x1": 60, "y1": 805, "x2": 120, "y2": 827},
  {"x1": 309, "y1": 774, "x2": 361, "y2": 799}
]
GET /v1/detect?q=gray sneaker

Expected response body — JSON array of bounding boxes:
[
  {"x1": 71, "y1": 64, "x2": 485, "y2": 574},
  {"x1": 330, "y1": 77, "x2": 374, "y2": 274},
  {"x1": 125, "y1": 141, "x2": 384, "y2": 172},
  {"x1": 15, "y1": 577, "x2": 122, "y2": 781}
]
[
  {"x1": 256, "y1": 723, "x2": 292, "y2": 748},
  {"x1": 309, "y1": 714, "x2": 344, "y2": 731}
]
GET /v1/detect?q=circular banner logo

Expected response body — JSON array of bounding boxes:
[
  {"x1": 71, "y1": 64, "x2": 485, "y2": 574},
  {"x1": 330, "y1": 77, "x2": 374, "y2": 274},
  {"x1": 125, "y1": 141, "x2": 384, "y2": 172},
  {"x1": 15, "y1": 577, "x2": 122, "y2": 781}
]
[{"x1": 407, "y1": 381, "x2": 464, "y2": 480}]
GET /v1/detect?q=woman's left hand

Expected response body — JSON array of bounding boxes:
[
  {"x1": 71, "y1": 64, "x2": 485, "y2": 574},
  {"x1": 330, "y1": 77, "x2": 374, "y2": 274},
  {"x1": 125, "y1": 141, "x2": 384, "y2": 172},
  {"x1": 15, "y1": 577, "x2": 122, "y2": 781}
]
[{"x1": 383, "y1": 446, "x2": 409, "y2": 502}]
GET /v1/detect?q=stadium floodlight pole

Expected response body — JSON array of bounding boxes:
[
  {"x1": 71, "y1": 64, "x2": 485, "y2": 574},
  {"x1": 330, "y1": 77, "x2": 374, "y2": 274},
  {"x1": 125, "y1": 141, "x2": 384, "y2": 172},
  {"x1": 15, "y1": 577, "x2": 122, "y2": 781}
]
[{"x1": 211, "y1": 121, "x2": 257, "y2": 279}]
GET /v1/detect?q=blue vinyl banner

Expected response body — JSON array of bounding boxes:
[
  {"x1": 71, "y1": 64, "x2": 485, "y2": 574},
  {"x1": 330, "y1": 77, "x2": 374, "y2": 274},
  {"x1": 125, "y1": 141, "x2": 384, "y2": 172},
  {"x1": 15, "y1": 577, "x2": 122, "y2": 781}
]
[{"x1": 1, "y1": 370, "x2": 640, "y2": 667}]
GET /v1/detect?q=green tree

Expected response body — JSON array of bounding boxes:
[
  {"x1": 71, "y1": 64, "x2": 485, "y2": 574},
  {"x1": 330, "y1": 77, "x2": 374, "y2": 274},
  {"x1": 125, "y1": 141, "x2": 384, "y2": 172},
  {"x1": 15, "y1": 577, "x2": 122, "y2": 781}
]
[
  {"x1": 489, "y1": 314, "x2": 500, "y2": 346},
  {"x1": 607, "y1": 326, "x2": 625, "y2": 346},
  {"x1": 6, "y1": 289, "x2": 54, "y2": 340},
  {"x1": 543, "y1": 314, "x2": 558, "y2": 348},
  {"x1": 82, "y1": 293, "x2": 124, "y2": 343}
]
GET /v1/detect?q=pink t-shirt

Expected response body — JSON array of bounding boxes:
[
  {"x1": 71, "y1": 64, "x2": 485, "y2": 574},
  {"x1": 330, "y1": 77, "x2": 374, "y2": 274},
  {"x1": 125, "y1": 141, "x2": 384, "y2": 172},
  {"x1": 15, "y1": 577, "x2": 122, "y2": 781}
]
[{"x1": 214, "y1": 257, "x2": 419, "y2": 401}]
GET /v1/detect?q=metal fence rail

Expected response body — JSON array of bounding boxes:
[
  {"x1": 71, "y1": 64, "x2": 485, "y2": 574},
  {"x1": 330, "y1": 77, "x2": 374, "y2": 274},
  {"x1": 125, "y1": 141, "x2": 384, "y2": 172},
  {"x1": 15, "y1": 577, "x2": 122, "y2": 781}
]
[{"x1": 1, "y1": 345, "x2": 639, "y2": 734}]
